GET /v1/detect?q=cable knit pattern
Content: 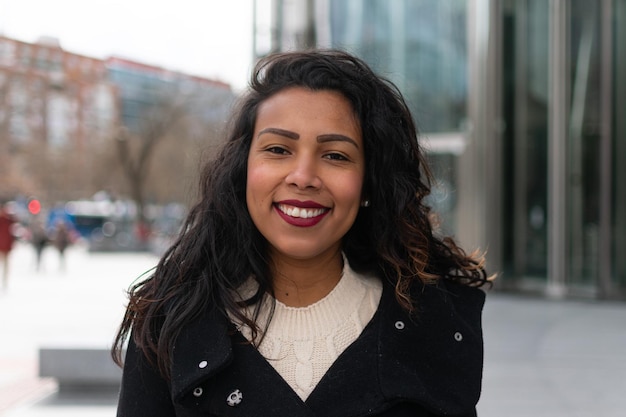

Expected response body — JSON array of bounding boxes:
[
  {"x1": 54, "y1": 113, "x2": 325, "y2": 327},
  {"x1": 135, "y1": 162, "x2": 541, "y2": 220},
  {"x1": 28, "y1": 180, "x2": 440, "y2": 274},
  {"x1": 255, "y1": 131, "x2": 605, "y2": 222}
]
[{"x1": 233, "y1": 259, "x2": 382, "y2": 400}]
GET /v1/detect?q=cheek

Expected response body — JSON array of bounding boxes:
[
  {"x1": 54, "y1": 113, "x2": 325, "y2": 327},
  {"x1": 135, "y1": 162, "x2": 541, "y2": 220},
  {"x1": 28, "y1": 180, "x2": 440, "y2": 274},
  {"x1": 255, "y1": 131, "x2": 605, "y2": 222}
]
[
  {"x1": 338, "y1": 173, "x2": 365, "y2": 209},
  {"x1": 246, "y1": 162, "x2": 269, "y2": 207}
]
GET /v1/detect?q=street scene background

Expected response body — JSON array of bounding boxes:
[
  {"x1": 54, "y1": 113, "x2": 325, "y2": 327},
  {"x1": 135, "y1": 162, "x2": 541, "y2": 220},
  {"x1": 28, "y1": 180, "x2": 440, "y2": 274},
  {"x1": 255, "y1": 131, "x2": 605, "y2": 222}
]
[{"x1": 1, "y1": 0, "x2": 626, "y2": 415}]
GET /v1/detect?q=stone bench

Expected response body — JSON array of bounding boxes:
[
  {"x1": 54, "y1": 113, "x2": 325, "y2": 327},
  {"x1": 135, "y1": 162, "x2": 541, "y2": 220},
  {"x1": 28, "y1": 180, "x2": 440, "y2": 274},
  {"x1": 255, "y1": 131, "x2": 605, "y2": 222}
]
[{"x1": 39, "y1": 347, "x2": 123, "y2": 392}]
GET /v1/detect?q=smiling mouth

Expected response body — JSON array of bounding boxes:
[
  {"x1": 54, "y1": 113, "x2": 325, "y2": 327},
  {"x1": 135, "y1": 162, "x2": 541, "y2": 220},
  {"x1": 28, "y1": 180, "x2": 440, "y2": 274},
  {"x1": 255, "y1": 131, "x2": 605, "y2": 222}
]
[{"x1": 276, "y1": 204, "x2": 328, "y2": 219}]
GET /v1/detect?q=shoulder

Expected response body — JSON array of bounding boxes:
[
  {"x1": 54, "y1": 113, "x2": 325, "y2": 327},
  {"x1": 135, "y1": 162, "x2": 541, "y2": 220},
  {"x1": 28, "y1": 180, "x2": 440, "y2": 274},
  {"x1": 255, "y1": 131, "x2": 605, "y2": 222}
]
[
  {"x1": 408, "y1": 277, "x2": 486, "y2": 318},
  {"x1": 380, "y1": 276, "x2": 486, "y2": 340},
  {"x1": 376, "y1": 278, "x2": 485, "y2": 415}
]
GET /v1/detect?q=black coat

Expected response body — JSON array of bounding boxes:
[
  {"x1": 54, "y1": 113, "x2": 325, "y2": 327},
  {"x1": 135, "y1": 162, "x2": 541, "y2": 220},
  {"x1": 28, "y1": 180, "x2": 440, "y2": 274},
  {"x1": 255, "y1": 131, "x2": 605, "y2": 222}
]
[{"x1": 117, "y1": 279, "x2": 485, "y2": 417}]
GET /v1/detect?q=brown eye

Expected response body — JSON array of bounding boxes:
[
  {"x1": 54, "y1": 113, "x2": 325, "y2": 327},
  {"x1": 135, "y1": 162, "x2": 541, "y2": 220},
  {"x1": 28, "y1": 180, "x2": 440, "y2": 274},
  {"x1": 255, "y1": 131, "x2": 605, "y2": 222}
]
[
  {"x1": 266, "y1": 146, "x2": 289, "y2": 155},
  {"x1": 324, "y1": 152, "x2": 348, "y2": 161}
]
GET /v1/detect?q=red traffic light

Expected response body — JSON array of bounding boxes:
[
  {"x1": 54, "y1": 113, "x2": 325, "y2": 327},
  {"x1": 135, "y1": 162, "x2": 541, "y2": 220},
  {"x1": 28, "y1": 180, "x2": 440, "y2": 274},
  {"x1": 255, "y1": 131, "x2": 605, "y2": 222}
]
[{"x1": 28, "y1": 199, "x2": 41, "y2": 215}]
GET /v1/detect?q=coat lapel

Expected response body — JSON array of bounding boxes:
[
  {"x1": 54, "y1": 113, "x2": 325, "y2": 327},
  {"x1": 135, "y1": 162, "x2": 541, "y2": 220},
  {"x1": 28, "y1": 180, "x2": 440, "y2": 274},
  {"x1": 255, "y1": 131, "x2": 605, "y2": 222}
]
[
  {"x1": 170, "y1": 307, "x2": 233, "y2": 402},
  {"x1": 170, "y1": 308, "x2": 316, "y2": 415},
  {"x1": 305, "y1": 306, "x2": 386, "y2": 416},
  {"x1": 200, "y1": 332, "x2": 317, "y2": 416}
]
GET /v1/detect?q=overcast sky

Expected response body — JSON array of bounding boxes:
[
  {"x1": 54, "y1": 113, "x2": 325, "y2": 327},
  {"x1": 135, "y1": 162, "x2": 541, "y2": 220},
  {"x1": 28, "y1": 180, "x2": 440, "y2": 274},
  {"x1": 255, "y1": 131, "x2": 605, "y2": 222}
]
[{"x1": 0, "y1": 0, "x2": 255, "y2": 90}]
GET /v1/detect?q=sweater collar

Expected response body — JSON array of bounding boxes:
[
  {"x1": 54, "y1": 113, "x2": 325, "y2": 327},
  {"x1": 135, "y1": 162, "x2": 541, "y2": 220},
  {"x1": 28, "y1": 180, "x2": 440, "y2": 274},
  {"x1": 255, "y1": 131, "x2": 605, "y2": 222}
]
[{"x1": 261, "y1": 261, "x2": 381, "y2": 340}]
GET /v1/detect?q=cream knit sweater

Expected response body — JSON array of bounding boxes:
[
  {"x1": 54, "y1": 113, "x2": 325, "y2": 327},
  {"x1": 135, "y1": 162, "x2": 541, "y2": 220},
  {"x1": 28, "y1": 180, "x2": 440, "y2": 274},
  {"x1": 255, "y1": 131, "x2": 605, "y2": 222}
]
[{"x1": 233, "y1": 261, "x2": 382, "y2": 400}]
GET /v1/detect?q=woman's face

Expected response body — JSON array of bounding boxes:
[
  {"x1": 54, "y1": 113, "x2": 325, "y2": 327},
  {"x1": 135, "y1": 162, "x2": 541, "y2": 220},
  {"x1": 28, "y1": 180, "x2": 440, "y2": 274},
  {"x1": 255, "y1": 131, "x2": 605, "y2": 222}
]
[{"x1": 246, "y1": 87, "x2": 365, "y2": 263}]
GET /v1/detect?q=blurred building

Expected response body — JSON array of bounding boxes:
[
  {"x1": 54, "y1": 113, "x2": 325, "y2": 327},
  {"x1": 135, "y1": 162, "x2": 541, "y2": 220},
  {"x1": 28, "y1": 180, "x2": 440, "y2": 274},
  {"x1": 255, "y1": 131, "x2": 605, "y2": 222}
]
[
  {"x1": 255, "y1": 0, "x2": 626, "y2": 300},
  {"x1": 0, "y1": 35, "x2": 118, "y2": 149},
  {"x1": 0, "y1": 35, "x2": 119, "y2": 201},
  {"x1": 105, "y1": 57, "x2": 235, "y2": 135},
  {"x1": 0, "y1": 34, "x2": 235, "y2": 205}
]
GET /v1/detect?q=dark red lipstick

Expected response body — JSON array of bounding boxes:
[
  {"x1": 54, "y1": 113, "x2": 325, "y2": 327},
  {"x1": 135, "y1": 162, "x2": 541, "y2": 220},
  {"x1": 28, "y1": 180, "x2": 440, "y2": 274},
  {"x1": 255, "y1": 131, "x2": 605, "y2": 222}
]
[{"x1": 274, "y1": 200, "x2": 329, "y2": 227}]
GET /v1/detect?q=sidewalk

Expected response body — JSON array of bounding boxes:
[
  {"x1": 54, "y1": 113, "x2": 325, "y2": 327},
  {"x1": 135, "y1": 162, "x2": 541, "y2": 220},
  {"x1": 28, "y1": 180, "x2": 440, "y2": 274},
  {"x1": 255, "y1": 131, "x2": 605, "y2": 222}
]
[
  {"x1": 480, "y1": 293, "x2": 626, "y2": 417},
  {"x1": 0, "y1": 242, "x2": 158, "y2": 416},
  {"x1": 1, "y1": 242, "x2": 625, "y2": 416}
]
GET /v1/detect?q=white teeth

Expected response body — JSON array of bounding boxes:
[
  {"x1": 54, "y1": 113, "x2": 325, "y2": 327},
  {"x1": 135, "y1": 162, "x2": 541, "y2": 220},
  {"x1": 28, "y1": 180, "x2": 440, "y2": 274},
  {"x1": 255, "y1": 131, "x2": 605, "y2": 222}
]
[{"x1": 278, "y1": 204, "x2": 326, "y2": 219}]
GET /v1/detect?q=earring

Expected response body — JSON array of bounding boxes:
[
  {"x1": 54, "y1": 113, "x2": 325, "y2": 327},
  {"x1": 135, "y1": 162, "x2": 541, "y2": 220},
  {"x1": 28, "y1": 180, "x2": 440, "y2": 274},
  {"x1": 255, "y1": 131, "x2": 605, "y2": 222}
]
[{"x1": 361, "y1": 200, "x2": 370, "y2": 207}]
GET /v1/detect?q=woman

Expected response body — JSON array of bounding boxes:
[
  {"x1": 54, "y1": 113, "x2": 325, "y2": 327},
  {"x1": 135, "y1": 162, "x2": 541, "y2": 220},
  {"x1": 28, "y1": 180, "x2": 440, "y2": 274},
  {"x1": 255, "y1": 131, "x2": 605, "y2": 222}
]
[{"x1": 113, "y1": 49, "x2": 491, "y2": 417}]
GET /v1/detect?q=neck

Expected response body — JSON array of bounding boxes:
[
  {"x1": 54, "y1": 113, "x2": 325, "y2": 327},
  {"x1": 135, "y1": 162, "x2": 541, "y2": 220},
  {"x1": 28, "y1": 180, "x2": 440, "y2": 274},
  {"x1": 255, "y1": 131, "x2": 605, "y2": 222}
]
[{"x1": 270, "y1": 249, "x2": 344, "y2": 307}]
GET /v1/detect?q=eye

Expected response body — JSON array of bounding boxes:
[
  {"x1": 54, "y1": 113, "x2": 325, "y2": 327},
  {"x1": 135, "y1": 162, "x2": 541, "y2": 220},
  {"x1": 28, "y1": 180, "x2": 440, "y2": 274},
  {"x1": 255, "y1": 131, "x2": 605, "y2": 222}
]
[
  {"x1": 324, "y1": 152, "x2": 349, "y2": 161},
  {"x1": 265, "y1": 146, "x2": 289, "y2": 155}
]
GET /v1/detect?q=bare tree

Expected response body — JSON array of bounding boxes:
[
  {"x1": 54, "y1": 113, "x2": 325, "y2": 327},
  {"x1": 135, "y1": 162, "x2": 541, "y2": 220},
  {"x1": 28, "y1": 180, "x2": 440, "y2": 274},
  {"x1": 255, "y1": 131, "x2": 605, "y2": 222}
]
[
  {"x1": 115, "y1": 84, "x2": 233, "y2": 212},
  {"x1": 115, "y1": 95, "x2": 187, "y2": 238},
  {"x1": 144, "y1": 122, "x2": 212, "y2": 205}
]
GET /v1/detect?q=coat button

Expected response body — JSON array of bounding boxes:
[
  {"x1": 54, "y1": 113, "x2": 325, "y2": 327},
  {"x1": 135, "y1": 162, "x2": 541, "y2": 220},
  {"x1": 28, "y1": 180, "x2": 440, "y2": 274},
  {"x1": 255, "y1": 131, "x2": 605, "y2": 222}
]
[
  {"x1": 454, "y1": 331, "x2": 463, "y2": 342},
  {"x1": 394, "y1": 320, "x2": 405, "y2": 330},
  {"x1": 226, "y1": 389, "x2": 243, "y2": 407},
  {"x1": 193, "y1": 387, "x2": 203, "y2": 397},
  {"x1": 198, "y1": 360, "x2": 208, "y2": 368}
]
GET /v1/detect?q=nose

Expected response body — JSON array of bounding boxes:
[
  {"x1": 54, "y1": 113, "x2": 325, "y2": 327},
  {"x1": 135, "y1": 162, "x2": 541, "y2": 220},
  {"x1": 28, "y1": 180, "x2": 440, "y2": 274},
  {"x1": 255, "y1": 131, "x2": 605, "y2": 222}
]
[{"x1": 284, "y1": 154, "x2": 322, "y2": 190}]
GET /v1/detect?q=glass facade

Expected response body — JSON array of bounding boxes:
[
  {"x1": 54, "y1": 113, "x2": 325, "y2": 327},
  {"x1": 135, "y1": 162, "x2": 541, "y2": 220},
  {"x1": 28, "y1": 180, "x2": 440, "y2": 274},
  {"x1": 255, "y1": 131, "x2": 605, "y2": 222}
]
[
  {"x1": 501, "y1": 0, "x2": 551, "y2": 285},
  {"x1": 107, "y1": 65, "x2": 175, "y2": 134},
  {"x1": 106, "y1": 60, "x2": 235, "y2": 138},
  {"x1": 328, "y1": 0, "x2": 468, "y2": 133},
  {"x1": 261, "y1": 0, "x2": 626, "y2": 299},
  {"x1": 613, "y1": 0, "x2": 626, "y2": 296},
  {"x1": 501, "y1": 0, "x2": 625, "y2": 297}
]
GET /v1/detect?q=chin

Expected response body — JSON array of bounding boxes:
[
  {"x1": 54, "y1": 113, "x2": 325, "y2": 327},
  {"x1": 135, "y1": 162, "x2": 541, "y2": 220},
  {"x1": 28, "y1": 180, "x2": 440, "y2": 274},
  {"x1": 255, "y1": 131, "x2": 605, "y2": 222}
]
[{"x1": 271, "y1": 243, "x2": 339, "y2": 262}]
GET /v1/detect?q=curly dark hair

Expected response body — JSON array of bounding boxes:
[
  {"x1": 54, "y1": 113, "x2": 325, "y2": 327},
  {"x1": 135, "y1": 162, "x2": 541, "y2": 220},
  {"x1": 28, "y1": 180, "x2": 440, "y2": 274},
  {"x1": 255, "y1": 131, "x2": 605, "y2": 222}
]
[{"x1": 112, "y1": 49, "x2": 489, "y2": 379}]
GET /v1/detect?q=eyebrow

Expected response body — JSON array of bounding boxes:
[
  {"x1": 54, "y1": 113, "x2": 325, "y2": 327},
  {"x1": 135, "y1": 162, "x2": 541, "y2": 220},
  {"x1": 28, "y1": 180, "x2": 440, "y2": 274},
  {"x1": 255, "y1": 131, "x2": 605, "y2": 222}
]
[
  {"x1": 258, "y1": 128, "x2": 360, "y2": 149},
  {"x1": 316, "y1": 134, "x2": 359, "y2": 149},
  {"x1": 257, "y1": 127, "x2": 299, "y2": 140}
]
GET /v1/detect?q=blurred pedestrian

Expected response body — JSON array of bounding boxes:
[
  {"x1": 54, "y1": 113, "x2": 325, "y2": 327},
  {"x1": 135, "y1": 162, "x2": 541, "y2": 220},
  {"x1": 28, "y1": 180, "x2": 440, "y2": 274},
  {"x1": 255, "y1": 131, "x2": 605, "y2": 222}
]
[
  {"x1": 51, "y1": 220, "x2": 72, "y2": 271},
  {"x1": 29, "y1": 218, "x2": 49, "y2": 272},
  {"x1": 0, "y1": 202, "x2": 16, "y2": 291}
]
